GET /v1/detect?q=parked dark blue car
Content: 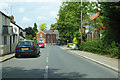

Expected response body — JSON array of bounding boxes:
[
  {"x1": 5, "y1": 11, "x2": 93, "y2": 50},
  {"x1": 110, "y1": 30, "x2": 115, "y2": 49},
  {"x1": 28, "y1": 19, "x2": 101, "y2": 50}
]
[{"x1": 15, "y1": 40, "x2": 40, "y2": 57}]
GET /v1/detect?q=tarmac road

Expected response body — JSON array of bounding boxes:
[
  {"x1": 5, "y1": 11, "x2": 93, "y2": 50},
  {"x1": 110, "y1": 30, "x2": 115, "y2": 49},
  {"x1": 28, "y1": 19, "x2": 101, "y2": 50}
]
[{"x1": 1, "y1": 45, "x2": 118, "y2": 79}]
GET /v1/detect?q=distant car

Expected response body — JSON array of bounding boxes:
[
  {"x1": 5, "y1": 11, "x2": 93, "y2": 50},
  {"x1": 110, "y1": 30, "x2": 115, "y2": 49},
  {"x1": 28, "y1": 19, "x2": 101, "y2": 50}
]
[
  {"x1": 15, "y1": 40, "x2": 40, "y2": 57},
  {"x1": 56, "y1": 41, "x2": 61, "y2": 45},
  {"x1": 38, "y1": 42, "x2": 45, "y2": 48}
]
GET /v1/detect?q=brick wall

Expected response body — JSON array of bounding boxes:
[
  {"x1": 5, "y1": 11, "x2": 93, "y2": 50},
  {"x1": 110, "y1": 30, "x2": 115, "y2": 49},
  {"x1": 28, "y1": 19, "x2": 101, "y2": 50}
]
[
  {"x1": 45, "y1": 34, "x2": 56, "y2": 44},
  {"x1": 37, "y1": 32, "x2": 46, "y2": 44},
  {"x1": 37, "y1": 31, "x2": 56, "y2": 44}
]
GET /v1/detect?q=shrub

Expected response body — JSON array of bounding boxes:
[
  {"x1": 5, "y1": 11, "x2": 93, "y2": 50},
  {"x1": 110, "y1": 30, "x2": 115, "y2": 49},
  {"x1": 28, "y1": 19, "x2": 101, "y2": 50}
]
[{"x1": 79, "y1": 40, "x2": 120, "y2": 59}]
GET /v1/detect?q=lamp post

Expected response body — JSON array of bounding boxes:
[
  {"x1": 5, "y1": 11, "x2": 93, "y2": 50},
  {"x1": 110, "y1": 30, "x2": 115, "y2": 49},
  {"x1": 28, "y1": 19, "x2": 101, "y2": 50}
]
[{"x1": 80, "y1": 0, "x2": 83, "y2": 43}]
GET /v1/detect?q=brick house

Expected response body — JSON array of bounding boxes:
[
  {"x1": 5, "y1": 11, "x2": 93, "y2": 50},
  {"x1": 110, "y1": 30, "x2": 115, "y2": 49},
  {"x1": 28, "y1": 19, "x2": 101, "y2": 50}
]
[
  {"x1": 37, "y1": 28, "x2": 59, "y2": 44},
  {"x1": 85, "y1": 11, "x2": 108, "y2": 41}
]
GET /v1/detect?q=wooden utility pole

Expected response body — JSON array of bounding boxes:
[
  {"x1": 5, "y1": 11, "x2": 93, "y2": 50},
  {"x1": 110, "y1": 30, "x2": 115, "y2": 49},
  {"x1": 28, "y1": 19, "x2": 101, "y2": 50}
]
[{"x1": 81, "y1": 0, "x2": 83, "y2": 42}]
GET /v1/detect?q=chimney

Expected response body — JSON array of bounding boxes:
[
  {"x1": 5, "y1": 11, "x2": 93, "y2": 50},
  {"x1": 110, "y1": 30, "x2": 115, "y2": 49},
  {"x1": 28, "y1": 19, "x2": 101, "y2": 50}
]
[{"x1": 10, "y1": 15, "x2": 16, "y2": 24}]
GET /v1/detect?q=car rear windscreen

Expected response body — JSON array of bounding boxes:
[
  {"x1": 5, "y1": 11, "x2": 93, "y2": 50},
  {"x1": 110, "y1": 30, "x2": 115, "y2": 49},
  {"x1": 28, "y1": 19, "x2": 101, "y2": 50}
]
[{"x1": 17, "y1": 41, "x2": 34, "y2": 46}]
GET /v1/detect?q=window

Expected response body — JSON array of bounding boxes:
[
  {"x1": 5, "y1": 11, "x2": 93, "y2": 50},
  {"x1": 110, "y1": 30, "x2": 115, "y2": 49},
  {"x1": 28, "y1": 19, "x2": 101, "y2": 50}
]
[
  {"x1": 53, "y1": 35, "x2": 55, "y2": 39},
  {"x1": 40, "y1": 34, "x2": 42, "y2": 37},
  {"x1": 48, "y1": 35, "x2": 49, "y2": 38},
  {"x1": 17, "y1": 41, "x2": 34, "y2": 46},
  {"x1": 51, "y1": 35, "x2": 52, "y2": 38},
  {"x1": 4, "y1": 36, "x2": 7, "y2": 45},
  {"x1": 44, "y1": 35, "x2": 45, "y2": 38},
  {"x1": 40, "y1": 38, "x2": 44, "y2": 42}
]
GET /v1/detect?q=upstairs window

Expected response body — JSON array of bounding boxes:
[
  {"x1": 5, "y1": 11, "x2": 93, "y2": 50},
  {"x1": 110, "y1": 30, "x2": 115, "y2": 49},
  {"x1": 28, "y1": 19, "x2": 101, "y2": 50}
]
[{"x1": 53, "y1": 35, "x2": 55, "y2": 39}]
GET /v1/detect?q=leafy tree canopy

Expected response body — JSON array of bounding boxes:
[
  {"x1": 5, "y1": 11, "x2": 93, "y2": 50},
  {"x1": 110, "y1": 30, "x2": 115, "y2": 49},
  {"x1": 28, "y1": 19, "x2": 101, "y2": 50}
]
[{"x1": 39, "y1": 23, "x2": 47, "y2": 31}]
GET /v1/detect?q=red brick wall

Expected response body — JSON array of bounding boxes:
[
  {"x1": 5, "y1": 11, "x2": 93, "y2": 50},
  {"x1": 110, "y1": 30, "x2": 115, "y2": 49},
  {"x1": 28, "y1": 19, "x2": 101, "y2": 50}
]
[
  {"x1": 45, "y1": 34, "x2": 56, "y2": 44},
  {"x1": 37, "y1": 32, "x2": 46, "y2": 44},
  {"x1": 37, "y1": 32, "x2": 56, "y2": 44}
]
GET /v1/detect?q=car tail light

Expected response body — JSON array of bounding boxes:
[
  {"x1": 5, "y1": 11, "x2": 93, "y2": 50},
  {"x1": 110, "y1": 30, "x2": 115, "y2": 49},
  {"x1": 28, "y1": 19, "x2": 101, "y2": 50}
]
[
  {"x1": 30, "y1": 47, "x2": 36, "y2": 49},
  {"x1": 16, "y1": 47, "x2": 20, "y2": 49}
]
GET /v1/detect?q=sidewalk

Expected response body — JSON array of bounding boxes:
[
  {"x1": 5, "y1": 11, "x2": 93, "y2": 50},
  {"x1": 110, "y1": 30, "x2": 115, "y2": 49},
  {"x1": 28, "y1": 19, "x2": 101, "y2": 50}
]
[
  {"x1": 60, "y1": 46, "x2": 119, "y2": 73},
  {"x1": 0, "y1": 53, "x2": 15, "y2": 63}
]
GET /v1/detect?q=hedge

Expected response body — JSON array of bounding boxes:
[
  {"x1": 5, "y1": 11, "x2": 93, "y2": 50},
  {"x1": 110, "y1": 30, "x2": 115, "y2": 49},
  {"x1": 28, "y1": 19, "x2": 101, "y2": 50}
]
[{"x1": 79, "y1": 40, "x2": 120, "y2": 59}]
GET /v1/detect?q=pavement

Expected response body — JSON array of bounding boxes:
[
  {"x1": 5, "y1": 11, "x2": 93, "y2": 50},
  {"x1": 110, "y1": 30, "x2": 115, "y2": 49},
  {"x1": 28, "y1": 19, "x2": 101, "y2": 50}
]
[
  {"x1": 59, "y1": 46, "x2": 120, "y2": 73},
  {"x1": 0, "y1": 53, "x2": 15, "y2": 63}
]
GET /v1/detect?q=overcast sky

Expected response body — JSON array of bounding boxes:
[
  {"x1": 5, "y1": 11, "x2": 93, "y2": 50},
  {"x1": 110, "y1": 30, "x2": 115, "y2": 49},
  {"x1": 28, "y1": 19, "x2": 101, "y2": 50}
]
[{"x1": 0, "y1": 0, "x2": 62, "y2": 30}]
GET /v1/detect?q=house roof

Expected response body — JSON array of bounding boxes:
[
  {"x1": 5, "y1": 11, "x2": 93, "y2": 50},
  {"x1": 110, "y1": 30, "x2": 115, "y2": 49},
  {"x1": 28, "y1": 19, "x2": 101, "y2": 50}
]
[
  {"x1": 86, "y1": 12, "x2": 100, "y2": 24},
  {"x1": 0, "y1": 11, "x2": 24, "y2": 31},
  {"x1": 42, "y1": 30, "x2": 59, "y2": 35},
  {"x1": 10, "y1": 22, "x2": 24, "y2": 31},
  {"x1": 91, "y1": 12, "x2": 100, "y2": 20},
  {"x1": 0, "y1": 11, "x2": 11, "y2": 19}
]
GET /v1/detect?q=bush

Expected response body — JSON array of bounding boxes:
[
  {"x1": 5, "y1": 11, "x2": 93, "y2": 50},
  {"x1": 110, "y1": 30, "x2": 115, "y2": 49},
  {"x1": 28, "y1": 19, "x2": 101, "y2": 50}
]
[
  {"x1": 67, "y1": 43, "x2": 73, "y2": 48},
  {"x1": 79, "y1": 40, "x2": 120, "y2": 59}
]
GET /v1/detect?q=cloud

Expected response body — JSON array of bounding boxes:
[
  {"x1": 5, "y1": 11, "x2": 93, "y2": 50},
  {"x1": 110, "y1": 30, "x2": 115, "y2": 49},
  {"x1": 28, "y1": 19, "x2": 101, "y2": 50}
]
[
  {"x1": 49, "y1": 11, "x2": 58, "y2": 18},
  {"x1": 0, "y1": 2, "x2": 9, "y2": 9},
  {"x1": 19, "y1": 8, "x2": 24, "y2": 13},
  {"x1": 21, "y1": 17, "x2": 31, "y2": 24},
  {"x1": 0, "y1": 0, "x2": 63, "y2": 2},
  {"x1": 36, "y1": 16, "x2": 48, "y2": 20},
  {"x1": 36, "y1": 6, "x2": 50, "y2": 10}
]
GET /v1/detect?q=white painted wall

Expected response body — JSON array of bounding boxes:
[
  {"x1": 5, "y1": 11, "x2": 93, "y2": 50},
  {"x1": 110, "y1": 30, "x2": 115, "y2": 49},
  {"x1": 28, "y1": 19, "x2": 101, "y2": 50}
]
[
  {"x1": 10, "y1": 23, "x2": 19, "y2": 35},
  {"x1": 0, "y1": 12, "x2": 11, "y2": 55},
  {"x1": 0, "y1": 13, "x2": 2, "y2": 45},
  {"x1": 0, "y1": 12, "x2": 25, "y2": 55}
]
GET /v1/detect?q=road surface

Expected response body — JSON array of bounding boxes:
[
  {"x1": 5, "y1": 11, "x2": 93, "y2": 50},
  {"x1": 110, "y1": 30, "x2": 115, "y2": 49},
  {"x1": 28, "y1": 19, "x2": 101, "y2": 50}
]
[{"x1": 1, "y1": 45, "x2": 118, "y2": 79}]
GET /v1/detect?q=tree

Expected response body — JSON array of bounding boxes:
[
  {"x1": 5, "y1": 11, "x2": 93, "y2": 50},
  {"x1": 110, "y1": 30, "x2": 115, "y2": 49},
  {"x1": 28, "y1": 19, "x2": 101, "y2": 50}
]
[
  {"x1": 26, "y1": 34, "x2": 33, "y2": 40},
  {"x1": 33, "y1": 23, "x2": 38, "y2": 34},
  {"x1": 39, "y1": 23, "x2": 47, "y2": 31},
  {"x1": 24, "y1": 27, "x2": 34, "y2": 37},
  {"x1": 98, "y1": 2, "x2": 120, "y2": 43},
  {"x1": 52, "y1": 2, "x2": 97, "y2": 44},
  {"x1": 33, "y1": 23, "x2": 38, "y2": 41},
  {"x1": 24, "y1": 27, "x2": 34, "y2": 40}
]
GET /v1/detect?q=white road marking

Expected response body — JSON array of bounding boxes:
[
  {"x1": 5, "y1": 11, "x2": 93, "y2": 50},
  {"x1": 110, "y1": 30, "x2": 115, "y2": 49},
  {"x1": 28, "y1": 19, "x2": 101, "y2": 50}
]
[
  {"x1": 46, "y1": 66, "x2": 48, "y2": 69},
  {"x1": 46, "y1": 57, "x2": 48, "y2": 63},
  {"x1": 44, "y1": 66, "x2": 48, "y2": 78}
]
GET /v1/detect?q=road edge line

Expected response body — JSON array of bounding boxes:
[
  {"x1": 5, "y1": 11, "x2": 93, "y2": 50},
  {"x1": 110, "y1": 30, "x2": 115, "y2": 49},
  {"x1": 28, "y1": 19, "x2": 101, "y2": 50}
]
[
  {"x1": 76, "y1": 53, "x2": 119, "y2": 73},
  {"x1": 59, "y1": 47, "x2": 120, "y2": 73}
]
